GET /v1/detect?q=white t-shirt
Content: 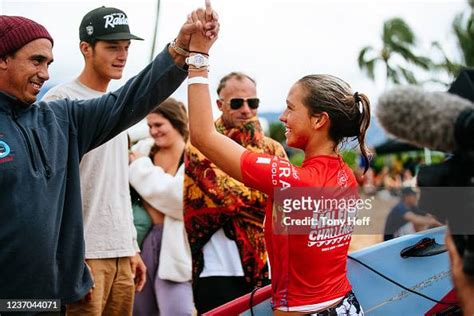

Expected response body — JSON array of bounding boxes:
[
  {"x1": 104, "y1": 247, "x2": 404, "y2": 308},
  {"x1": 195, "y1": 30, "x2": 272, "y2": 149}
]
[
  {"x1": 200, "y1": 228, "x2": 244, "y2": 277},
  {"x1": 42, "y1": 79, "x2": 139, "y2": 259}
]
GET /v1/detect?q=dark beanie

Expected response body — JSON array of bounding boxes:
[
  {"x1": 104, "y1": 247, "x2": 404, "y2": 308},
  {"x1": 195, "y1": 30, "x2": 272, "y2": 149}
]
[{"x1": 0, "y1": 15, "x2": 54, "y2": 56}]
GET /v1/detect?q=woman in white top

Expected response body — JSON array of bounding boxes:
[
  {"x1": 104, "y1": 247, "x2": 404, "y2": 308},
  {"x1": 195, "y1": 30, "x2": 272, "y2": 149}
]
[{"x1": 129, "y1": 98, "x2": 193, "y2": 316}]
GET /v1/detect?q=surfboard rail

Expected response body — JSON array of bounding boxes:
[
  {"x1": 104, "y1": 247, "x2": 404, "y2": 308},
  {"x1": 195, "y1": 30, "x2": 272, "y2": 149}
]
[{"x1": 203, "y1": 227, "x2": 457, "y2": 316}]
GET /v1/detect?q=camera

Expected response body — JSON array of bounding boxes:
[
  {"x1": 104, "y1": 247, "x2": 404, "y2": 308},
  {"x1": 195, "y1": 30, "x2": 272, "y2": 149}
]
[{"x1": 417, "y1": 69, "x2": 474, "y2": 275}]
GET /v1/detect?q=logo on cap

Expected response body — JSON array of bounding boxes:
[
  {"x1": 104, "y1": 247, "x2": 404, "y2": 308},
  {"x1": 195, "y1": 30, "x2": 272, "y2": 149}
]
[
  {"x1": 79, "y1": 6, "x2": 144, "y2": 42},
  {"x1": 103, "y1": 13, "x2": 129, "y2": 29}
]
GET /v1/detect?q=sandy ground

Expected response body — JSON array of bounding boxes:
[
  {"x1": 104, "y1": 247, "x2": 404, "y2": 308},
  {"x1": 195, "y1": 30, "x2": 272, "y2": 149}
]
[{"x1": 349, "y1": 192, "x2": 398, "y2": 253}]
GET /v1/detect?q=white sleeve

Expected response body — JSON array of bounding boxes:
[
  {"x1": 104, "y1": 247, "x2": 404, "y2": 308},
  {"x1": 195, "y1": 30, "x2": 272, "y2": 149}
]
[
  {"x1": 129, "y1": 156, "x2": 184, "y2": 221},
  {"x1": 131, "y1": 138, "x2": 154, "y2": 155}
]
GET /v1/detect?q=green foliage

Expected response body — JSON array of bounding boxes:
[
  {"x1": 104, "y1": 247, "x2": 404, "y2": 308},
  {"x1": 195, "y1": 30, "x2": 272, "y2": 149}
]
[
  {"x1": 358, "y1": 17, "x2": 433, "y2": 85},
  {"x1": 372, "y1": 155, "x2": 386, "y2": 173},
  {"x1": 289, "y1": 151, "x2": 305, "y2": 166},
  {"x1": 430, "y1": 152, "x2": 447, "y2": 164},
  {"x1": 341, "y1": 150, "x2": 358, "y2": 170},
  {"x1": 373, "y1": 151, "x2": 446, "y2": 175},
  {"x1": 429, "y1": 5, "x2": 474, "y2": 80},
  {"x1": 357, "y1": 47, "x2": 377, "y2": 80},
  {"x1": 269, "y1": 121, "x2": 286, "y2": 144},
  {"x1": 382, "y1": 18, "x2": 416, "y2": 46},
  {"x1": 452, "y1": 12, "x2": 474, "y2": 67},
  {"x1": 359, "y1": 2, "x2": 474, "y2": 85}
]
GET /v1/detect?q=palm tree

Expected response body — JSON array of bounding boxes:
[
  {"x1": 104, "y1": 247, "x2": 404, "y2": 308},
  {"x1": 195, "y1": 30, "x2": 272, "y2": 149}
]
[
  {"x1": 453, "y1": 11, "x2": 474, "y2": 67},
  {"x1": 358, "y1": 18, "x2": 432, "y2": 85},
  {"x1": 431, "y1": 0, "x2": 474, "y2": 78}
]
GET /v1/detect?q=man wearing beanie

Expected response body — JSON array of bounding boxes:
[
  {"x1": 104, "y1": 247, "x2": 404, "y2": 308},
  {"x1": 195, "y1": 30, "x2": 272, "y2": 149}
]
[
  {"x1": 0, "y1": 2, "x2": 219, "y2": 312},
  {"x1": 42, "y1": 7, "x2": 147, "y2": 315}
]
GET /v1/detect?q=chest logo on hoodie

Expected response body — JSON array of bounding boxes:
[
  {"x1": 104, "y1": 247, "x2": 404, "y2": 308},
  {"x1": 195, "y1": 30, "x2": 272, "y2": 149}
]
[{"x1": 0, "y1": 141, "x2": 11, "y2": 159}]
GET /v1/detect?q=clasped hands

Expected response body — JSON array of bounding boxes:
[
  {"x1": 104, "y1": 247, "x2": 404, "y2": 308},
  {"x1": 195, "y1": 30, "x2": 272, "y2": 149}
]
[{"x1": 175, "y1": 0, "x2": 220, "y2": 57}]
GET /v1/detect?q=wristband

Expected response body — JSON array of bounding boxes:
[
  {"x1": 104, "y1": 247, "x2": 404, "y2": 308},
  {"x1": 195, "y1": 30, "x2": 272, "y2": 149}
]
[
  {"x1": 188, "y1": 67, "x2": 209, "y2": 73},
  {"x1": 188, "y1": 76, "x2": 209, "y2": 85}
]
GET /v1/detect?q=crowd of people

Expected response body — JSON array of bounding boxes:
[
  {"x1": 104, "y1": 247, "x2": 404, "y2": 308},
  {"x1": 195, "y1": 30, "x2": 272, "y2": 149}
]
[
  {"x1": 351, "y1": 156, "x2": 443, "y2": 241},
  {"x1": 358, "y1": 159, "x2": 419, "y2": 197},
  {"x1": 0, "y1": 1, "x2": 472, "y2": 316}
]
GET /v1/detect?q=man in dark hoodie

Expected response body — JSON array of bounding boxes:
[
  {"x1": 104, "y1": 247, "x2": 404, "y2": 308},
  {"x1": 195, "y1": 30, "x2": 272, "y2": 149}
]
[{"x1": 0, "y1": 2, "x2": 218, "y2": 309}]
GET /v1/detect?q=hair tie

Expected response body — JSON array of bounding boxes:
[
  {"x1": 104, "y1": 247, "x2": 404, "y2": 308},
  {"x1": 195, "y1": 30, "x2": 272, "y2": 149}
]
[
  {"x1": 354, "y1": 92, "x2": 360, "y2": 103},
  {"x1": 354, "y1": 92, "x2": 363, "y2": 113}
]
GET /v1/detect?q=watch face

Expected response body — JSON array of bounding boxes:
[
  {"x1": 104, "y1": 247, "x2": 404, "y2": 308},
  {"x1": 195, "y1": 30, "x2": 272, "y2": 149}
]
[
  {"x1": 187, "y1": 54, "x2": 208, "y2": 68},
  {"x1": 194, "y1": 55, "x2": 205, "y2": 65}
]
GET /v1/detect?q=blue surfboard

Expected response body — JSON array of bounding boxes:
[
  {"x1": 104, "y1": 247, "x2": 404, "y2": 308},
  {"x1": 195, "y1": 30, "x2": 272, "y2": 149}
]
[{"x1": 205, "y1": 227, "x2": 456, "y2": 316}]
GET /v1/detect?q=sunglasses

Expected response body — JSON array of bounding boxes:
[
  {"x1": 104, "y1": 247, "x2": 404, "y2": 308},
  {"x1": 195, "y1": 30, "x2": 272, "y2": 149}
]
[{"x1": 227, "y1": 98, "x2": 260, "y2": 110}]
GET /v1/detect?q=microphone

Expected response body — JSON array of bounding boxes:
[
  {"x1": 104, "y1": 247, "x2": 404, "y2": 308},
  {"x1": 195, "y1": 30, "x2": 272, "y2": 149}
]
[
  {"x1": 376, "y1": 86, "x2": 474, "y2": 152},
  {"x1": 377, "y1": 70, "x2": 474, "y2": 277}
]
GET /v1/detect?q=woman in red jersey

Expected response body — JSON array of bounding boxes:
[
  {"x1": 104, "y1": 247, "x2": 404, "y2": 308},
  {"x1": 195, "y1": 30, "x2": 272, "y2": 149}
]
[{"x1": 185, "y1": 17, "x2": 370, "y2": 316}]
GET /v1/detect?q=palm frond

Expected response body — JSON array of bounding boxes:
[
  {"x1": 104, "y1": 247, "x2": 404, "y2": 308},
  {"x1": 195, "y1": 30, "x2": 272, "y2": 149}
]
[
  {"x1": 398, "y1": 66, "x2": 418, "y2": 84},
  {"x1": 383, "y1": 17, "x2": 416, "y2": 46},
  {"x1": 364, "y1": 58, "x2": 378, "y2": 80},
  {"x1": 357, "y1": 46, "x2": 380, "y2": 81},
  {"x1": 357, "y1": 46, "x2": 374, "y2": 68},
  {"x1": 386, "y1": 65, "x2": 401, "y2": 84},
  {"x1": 389, "y1": 42, "x2": 414, "y2": 58},
  {"x1": 453, "y1": 13, "x2": 474, "y2": 67},
  {"x1": 430, "y1": 41, "x2": 461, "y2": 76},
  {"x1": 387, "y1": 42, "x2": 432, "y2": 70}
]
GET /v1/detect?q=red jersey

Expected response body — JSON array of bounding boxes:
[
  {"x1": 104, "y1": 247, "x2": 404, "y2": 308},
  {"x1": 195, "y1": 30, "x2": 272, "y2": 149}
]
[{"x1": 240, "y1": 151, "x2": 357, "y2": 309}]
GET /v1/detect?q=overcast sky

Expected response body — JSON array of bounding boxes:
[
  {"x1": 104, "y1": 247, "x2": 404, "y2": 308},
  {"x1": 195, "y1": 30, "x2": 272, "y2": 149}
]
[{"x1": 0, "y1": 0, "x2": 467, "y2": 114}]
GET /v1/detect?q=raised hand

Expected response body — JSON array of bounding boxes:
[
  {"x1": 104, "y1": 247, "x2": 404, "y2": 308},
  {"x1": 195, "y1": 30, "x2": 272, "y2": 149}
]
[
  {"x1": 204, "y1": 0, "x2": 219, "y2": 39},
  {"x1": 188, "y1": 0, "x2": 220, "y2": 55},
  {"x1": 175, "y1": 0, "x2": 219, "y2": 52}
]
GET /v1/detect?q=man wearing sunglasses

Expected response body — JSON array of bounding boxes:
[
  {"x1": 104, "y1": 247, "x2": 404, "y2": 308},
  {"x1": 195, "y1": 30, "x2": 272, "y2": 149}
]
[
  {"x1": 183, "y1": 72, "x2": 287, "y2": 313},
  {"x1": 216, "y1": 74, "x2": 260, "y2": 127}
]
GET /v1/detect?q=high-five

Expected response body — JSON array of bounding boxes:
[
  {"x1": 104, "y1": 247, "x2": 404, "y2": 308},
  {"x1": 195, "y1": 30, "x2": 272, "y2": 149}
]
[{"x1": 186, "y1": 4, "x2": 370, "y2": 314}]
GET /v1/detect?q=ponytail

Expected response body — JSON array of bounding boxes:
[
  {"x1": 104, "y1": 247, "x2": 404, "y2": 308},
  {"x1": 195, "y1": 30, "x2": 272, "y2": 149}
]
[
  {"x1": 298, "y1": 75, "x2": 372, "y2": 173},
  {"x1": 355, "y1": 93, "x2": 371, "y2": 173}
]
